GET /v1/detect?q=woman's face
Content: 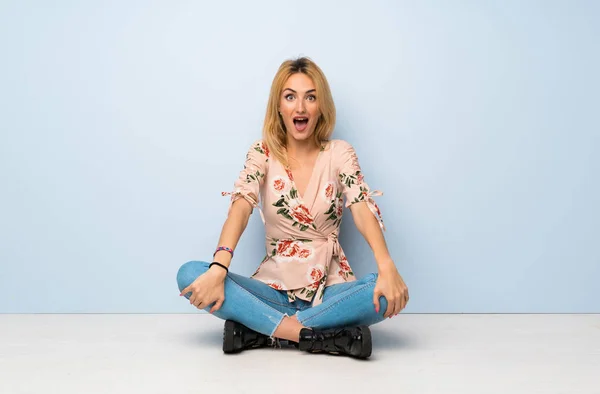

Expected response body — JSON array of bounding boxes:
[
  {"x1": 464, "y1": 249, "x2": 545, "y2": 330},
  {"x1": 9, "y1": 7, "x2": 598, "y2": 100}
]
[{"x1": 279, "y1": 73, "x2": 321, "y2": 143}]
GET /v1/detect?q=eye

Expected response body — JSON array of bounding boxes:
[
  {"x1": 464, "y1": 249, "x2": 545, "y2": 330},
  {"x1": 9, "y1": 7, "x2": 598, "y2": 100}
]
[
  {"x1": 306, "y1": 95, "x2": 316, "y2": 102},
  {"x1": 285, "y1": 94, "x2": 295, "y2": 101}
]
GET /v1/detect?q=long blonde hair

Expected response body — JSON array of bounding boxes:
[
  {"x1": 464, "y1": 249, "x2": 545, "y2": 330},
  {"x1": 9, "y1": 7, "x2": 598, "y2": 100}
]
[{"x1": 262, "y1": 57, "x2": 336, "y2": 167}]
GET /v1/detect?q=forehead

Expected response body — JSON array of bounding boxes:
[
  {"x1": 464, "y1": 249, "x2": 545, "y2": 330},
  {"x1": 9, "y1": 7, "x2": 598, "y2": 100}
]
[{"x1": 283, "y1": 73, "x2": 315, "y2": 91}]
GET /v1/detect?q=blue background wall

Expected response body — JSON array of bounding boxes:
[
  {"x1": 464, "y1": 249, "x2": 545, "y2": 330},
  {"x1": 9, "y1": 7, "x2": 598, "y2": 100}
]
[{"x1": 1, "y1": 0, "x2": 598, "y2": 313}]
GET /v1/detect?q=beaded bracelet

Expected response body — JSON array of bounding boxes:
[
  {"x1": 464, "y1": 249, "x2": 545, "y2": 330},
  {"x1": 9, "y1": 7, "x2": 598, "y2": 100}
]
[{"x1": 213, "y1": 246, "x2": 234, "y2": 258}]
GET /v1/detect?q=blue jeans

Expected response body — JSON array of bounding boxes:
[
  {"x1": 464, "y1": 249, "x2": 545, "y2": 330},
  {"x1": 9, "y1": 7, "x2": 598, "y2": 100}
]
[{"x1": 176, "y1": 261, "x2": 389, "y2": 337}]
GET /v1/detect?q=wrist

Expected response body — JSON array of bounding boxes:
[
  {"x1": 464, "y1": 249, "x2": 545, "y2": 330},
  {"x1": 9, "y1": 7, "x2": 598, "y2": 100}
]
[
  {"x1": 214, "y1": 246, "x2": 234, "y2": 259},
  {"x1": 208, "y1": 263, "x2": 228, "y2": 280},
  {"x1": 376, "y1": 257, "x2": 396, "y2": 272},
  {"x1": 213, "y1": 250, "x2": 232, "y2": 264}
]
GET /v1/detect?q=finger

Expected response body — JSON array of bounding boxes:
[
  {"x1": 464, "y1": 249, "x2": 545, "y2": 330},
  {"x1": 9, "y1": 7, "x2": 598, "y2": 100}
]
[
  {"x1": 393, "y1": 297, "x2": 402, "y2": 317},
  {"x1": 198, "y1": 295, "x2": 213, "y2": 310},
  {"x1": 397, "y1": 292, "x2": 408, "y2": 314},
  {"x1": 385, "y1": 298, "x2": 395, "y2": 318},
  {"x1": 194, "y1": 299, "x2": 205, "y2": 309},
  {"x1": 180, "y1": 286, "x2": 191, "y2": 297},
  {"x1": 210, "y1": 298, "x2": 224, "y2": 314},
  {"x1": 373, "y1": 290, "x2": 381, "y2": 314},
  {"x1": 189, "y1": 292, "x2": 200, "y2": 306},
  {"x1": 393, "y1": 294, "x2": 401, "y2": 315},
  {"x1": 395, "y1": 297, "x2": 404, "y2": 315}
]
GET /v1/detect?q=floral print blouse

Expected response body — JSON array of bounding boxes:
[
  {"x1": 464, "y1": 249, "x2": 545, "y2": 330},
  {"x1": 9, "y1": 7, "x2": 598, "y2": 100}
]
[{"x1": 222, "y1": 139, "x2": 385, "y2": 307}]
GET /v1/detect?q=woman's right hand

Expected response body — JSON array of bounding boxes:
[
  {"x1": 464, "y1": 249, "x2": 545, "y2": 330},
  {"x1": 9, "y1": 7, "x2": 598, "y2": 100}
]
[{"x1": 180, "y1": 266, "x2": 227, "y2": 313}]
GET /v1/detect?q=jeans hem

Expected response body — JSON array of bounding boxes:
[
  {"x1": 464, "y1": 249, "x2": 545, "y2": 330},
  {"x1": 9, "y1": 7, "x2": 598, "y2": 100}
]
[
  {"x1": 269, "y1": 313, "x2": 289, "y2": 338},
  {"x1": 226, "y1": 274, "x2": 286, "y2": 336}
]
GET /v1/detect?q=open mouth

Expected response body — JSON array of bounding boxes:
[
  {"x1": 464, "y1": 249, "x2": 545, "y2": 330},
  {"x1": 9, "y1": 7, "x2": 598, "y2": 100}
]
[{"x1": 293, "y1": 117, "x2": 309, "y2": 131}]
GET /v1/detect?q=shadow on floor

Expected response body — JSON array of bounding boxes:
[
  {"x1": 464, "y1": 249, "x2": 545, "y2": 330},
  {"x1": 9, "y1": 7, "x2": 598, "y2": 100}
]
[
  {"x1": 188, "y1": 328, "x2": 222, "y2": 347},
  {"x1": 370, "y1": 326, "x2": 416, "y2": 350},
  {"x1": 184, "y1": 324, "x2": 416, "y2": 352}
]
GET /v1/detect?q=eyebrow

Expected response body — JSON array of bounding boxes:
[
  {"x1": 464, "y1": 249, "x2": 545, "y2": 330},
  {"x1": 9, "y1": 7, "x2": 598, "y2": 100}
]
[{"x1": 283, "y1": 88, "x2": 316, "y2": 94}]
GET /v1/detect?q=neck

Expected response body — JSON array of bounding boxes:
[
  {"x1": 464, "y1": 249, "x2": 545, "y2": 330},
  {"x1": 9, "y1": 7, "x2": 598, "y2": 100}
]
[{"x1": 286, "y1": 137, "x2": 319, "y2": 159}]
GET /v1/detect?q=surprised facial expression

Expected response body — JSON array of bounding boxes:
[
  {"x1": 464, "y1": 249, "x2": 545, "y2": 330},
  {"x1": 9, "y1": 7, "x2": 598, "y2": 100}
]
[{"x1": 279, "y1": 73, "x2": 321, "y2": 142}]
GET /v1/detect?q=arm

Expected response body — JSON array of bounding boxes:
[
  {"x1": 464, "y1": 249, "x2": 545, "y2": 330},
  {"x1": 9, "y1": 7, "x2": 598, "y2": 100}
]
[
  {"x1": 182, "y1": 141, "x2": 268, "y2": 312},
  {"x1": 350, "y1": 202, "x2": 409, "y2": 318},
  {"x1": 336, "y1": 140, "x2": 409, "y2": 317},
  {"x1": 213, "y1": 140, "x2": 268, "y2": 272},
  {"x1": 182, "y1": 198, "x2": 252, "y2": 312},
  {"x1": 211, "y1": 196, "x2": 255, "y2": 279},
  {"x1": 350, "y1": 201, "x2": 394, "y2": 270}
]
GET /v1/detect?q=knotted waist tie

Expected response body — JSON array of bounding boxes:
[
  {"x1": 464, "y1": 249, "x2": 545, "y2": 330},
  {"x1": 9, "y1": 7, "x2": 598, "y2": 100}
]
[{"x1": 310, "y1": 231, "x2": 341, "y2": 307}]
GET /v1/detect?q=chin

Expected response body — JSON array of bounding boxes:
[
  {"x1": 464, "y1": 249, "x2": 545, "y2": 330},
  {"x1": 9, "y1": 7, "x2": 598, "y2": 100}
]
[
  {"x1": 289, "y1": 131, "x2": 315, "y2": 143},
  {"x1": 287, "y1": 122, "x2": 317, "y2": 142}
]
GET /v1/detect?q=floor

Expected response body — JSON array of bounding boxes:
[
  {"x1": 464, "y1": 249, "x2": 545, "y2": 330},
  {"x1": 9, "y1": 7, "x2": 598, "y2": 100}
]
[{"x1": 0, "y1": 314, "x2": 599, "y2": 394}]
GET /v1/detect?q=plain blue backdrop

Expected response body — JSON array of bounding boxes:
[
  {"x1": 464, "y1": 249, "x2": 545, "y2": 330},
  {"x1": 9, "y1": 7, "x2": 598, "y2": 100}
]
[{"x1": 1, "y1": 0, "x2": 598, "y2": 313}]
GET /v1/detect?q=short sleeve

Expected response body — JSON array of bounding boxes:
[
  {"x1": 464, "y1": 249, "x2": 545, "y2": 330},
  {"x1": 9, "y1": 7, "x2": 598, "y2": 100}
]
[
  {"x1": 337, "y1": 140, "x2": 385, "y2": 230},
  {"x1": 222, "y1": 140, "x2": 269, "y2": 215}
]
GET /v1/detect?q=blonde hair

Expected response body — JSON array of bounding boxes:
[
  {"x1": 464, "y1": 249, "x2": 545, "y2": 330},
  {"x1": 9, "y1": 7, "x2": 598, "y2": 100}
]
[{"x1": 262, "y1": 57, "x2": 336, "y2": 167}]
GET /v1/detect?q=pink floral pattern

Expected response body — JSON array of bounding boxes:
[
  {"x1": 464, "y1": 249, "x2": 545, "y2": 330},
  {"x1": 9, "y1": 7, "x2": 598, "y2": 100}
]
[
  {"x1": 324, "y1": 191, "x2": 343, "y2": 227},
  {"x1": 267, "y1": 280, "x2": 283, "y2": 290},
  {"x1": 298, "y1": 267, "x2": 326, "y2": 299},
  {"x1": 272, "y1": 189, "x2": 317, "y2": 231},
  {"x1": 254, "y1": 141, "x2": 270, "y2": 159},
  {"x1": 226, "y1": 139, "x2": 384, "y2": 306},
  {"x1": 337, "y1": 254, "x2": 354, "y2": 281},
  {"x1": 270, "y1": 238, "x2": 314, "y2": 263},
  {"x1": 271, "y1": 176, "x2": 290, "y2": 196},
  {"x1": 285, "y1": 168, "x2": 294, "y2": 181},
  {"x1": 322, "y1": 182, "x2": 335, "y2": 202},
  {"x1": 307, "y1": 265, "x2": 325, "y2": 283},
  {"x1": 289, "y1": 202, "x2": 314, "y2": 226}
]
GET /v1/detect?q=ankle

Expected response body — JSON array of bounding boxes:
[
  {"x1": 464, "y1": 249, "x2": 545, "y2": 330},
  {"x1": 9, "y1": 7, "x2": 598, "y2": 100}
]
[{"x1": 273, "y1": 315, "x2": 306, "y2": 343}]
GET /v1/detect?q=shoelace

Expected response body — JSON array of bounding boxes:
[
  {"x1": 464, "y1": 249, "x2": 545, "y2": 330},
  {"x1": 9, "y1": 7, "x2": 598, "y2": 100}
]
[{"x1": 268, "y1": 338, "x2": 282, "y2": 348}]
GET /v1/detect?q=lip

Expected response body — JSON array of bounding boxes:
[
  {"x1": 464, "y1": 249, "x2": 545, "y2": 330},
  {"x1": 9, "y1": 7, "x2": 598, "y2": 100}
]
[{"x1": 293, "y1": 116, "x2": 309, "y2": 121}]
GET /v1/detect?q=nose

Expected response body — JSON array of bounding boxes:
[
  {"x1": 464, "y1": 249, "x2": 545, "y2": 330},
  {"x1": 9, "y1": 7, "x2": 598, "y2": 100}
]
[{"x1": 295, "y1": 98, "x2": 306, "y2": 114}]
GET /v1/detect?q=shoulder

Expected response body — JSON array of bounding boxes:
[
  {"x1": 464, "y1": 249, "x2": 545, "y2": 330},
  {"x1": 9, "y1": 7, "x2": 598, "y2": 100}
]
[
  {"x1": 246, "y1": 139, "x2": 270, "y2": 160},
  {"x1": 248, "y1": 139, "x2": 266, "y2": 151},
  {"x1": 327, "y1": 139, "x2": 362, "y2": 175},
  {"x1": 328, "y1": 139, "x2": 358, "y2": 157}
]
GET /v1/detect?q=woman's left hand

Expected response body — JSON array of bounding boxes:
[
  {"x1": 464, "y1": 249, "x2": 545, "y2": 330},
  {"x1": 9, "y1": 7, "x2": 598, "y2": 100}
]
[{"x1": 373, "y1": 262, "x2": 409, "y2": 318}]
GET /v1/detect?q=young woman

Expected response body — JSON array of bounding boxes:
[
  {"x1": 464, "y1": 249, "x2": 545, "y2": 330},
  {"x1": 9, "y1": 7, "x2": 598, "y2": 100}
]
[{"x1": 176, "y1": 57, "x2": 409, "y2": 359}]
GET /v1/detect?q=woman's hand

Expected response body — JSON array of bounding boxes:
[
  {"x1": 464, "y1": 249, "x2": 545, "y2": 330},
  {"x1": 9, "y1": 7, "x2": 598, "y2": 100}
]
[
  {"x1": 180, "y1": 267, "x2": 227, "y2": 313},
  {"x1": 373, "y1": 263, "x2": 409, "y2": 318}
]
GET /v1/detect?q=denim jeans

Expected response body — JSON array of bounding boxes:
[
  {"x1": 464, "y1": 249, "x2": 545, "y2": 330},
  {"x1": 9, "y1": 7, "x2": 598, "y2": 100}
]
[{"x1": 176, "y1": 261, "x2": 389, "y2": 337}]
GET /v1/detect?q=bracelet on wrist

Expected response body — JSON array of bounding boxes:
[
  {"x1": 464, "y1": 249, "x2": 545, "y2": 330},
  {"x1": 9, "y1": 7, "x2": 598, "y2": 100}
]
[
  {"x1": 209, "y1": 261, "x2": 229, "y2": 274},
  {"x1": 213, "y1": 246, "x2": 234, "y2": 258}
]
